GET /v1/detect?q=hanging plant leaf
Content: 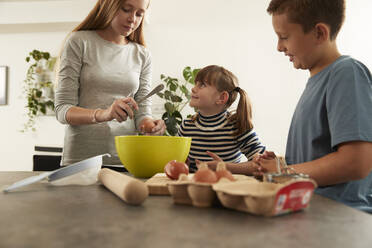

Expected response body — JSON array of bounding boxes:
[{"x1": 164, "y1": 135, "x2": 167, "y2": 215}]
[
  {"x1": 35, "y1": 90, "x2": 42, "y2": 98},
  {"x1": 42, "y1": 52, "x2": 50, "y2": 60},
  {"x1": 45, "y1": 100, "x2": 54, "y2": 107},
  {"x1": 21, "y1": 49, "x2": 57, "y2": 132}
]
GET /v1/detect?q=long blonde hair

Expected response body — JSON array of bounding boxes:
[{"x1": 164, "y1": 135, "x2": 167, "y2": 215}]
[
  {"x1": 54, "y1": 0, "x2": 149, "y2": 87},
  {"x1": 193, "y1": 65, "x2": 253, "y2": 136},
  {"x1": 72, "y1": 0, "x2": 148, "y2": 46}
]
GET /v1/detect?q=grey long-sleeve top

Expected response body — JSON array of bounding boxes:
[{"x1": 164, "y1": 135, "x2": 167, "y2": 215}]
[{"x1": 55, "y1": 31, "x2": 152, "y2": 165}]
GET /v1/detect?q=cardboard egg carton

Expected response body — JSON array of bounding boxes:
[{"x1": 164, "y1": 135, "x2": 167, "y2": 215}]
[
  {"x1": 215, "y1": 179, "x2": 317, "y2": 216},
  {"x1": 167, "y1": 176, "x2": 317, "y2": 217},
  {"x1": 167, "y1": 175, "x2": 257, "y2": 207},
  {"x1": 145, "y1": 173, "x2": 251, "y2": 196},
  {"x1": 168, "y1": 180, "x2": 216, "y2": 207}
]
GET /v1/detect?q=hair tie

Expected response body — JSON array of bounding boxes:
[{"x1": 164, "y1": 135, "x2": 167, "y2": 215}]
[{"x1": 234, "y1": 87, "x2": 240, "y2": 92}]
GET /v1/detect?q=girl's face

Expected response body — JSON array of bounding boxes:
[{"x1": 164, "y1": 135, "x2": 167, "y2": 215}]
[
  {"x1": 111, "y1": 0, "x2": 148, "y2": 37},
  {"x1": 190, "y1": 81, "x2": 224, "y2": 115}
]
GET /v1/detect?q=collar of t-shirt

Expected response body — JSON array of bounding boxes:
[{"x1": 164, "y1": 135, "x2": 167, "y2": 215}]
[{"x1": 195, "y1": 110, "x2": 230, "y2": 131}]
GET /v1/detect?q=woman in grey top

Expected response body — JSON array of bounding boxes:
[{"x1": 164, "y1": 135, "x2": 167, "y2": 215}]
[{"x1": 55, "y1": 0, "x2": 165, "y2": 165}]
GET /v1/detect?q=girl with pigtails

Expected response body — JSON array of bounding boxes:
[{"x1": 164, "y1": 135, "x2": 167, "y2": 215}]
[{"x1": 178, "y1": 65, "x2": 265, "y2": 173}]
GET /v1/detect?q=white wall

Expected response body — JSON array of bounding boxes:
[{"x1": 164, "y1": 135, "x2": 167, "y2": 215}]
[{"x1": 0, "y1": 0, "x2": 371, "y2": 171}]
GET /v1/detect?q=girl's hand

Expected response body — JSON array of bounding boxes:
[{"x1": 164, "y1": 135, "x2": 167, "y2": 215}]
[
  {"x1": 139, "y1": 118, "x2": 166, "y2": 135},
  {"x1": 242, "y1": 161, "x2": 263, "y2": 175},
  {"x1": 196, "y1": 151, "x2": 223, "y2": 170},
  {"x1": 97, "y1": 97, "x2": 138, "y2": 122},
  {"x1": 196, "y1": 159, "x2": 218, "y2": 171}
]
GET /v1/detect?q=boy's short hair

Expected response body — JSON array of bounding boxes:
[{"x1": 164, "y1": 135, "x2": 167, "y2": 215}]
[{"x1": 267, "y1": 0, "x2": 345, "y2": 40}]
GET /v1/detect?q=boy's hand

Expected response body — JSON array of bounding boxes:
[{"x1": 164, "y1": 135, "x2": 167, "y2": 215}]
[
  {"x1": 255, "y1": 158, "x2": 279, "y2": 174},
  {"x1": 257, "y1": 151, "x2": 276, "y2": 160},
  {"x1": 252, "y1": 151, "x2": 278, "y2": 177}
]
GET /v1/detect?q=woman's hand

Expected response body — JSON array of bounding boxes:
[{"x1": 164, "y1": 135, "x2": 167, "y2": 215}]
[
  {"x1": 97, "y1": 97, "x2": 138, "y2": 122},
  {"x1": 139, "y1": 118, "x2": 166, "y2": 135}
]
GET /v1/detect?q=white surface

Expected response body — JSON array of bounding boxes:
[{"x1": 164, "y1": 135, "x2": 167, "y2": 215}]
[
  {"x1": 0, "y1": 66, "x2": 6, "y2": 105},
  {"x1": 0, "y1": 0, "x2": 95, "y2": 24},
  {"x1": 0, "y1": 0, "x2": 371, "y2": 171}
]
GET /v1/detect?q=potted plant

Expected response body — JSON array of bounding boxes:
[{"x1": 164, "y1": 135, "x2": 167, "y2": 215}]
[
  {"x1": 156, "y1": 66, "x2": 200, "y2": 136},
  {"x1": 21, "y1": 49, "x2": 57, "y2": 132}
]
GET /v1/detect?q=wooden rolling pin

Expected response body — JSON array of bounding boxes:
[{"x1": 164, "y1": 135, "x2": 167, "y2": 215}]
[{"x1": 98, "y1": 168, "x2": 149, "y2": 205}]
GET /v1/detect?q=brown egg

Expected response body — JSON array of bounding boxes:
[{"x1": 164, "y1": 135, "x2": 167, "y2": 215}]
[
  {"x1": 215, "y1": 162, "x2": 235, "y2": 182},
  {"x1": 193, "y1": 163, "x2": 218, "y2": 183},
  {"x1": 140, "y1": 120, "x2": 156, "y2": 133},
  {"x1": 164, "y1": 160, "x2": 189, "y2": 180}
]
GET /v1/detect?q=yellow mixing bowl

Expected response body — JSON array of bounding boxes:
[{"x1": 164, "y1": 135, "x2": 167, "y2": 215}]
[{"x1": 115, "y1": 136, "x2": 192, "y2": 178}]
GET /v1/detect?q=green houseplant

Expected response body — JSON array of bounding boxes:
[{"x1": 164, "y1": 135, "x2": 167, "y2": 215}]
[
  {"x1": 157, "y1": 66, "x2": 200, "y2": 136},
  {"x1": 22, "y1": 49, "x2": 57, "y2": 132}
]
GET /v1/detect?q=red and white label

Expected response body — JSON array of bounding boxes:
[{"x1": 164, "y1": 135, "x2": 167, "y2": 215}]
[{"x1": 273, "y1": 181, "x2": 315, "y2": 216}]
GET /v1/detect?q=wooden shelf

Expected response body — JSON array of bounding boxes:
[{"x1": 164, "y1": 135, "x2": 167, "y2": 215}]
[{"x1": 0, "y1": 22, "x2": 78, "y2": 33}]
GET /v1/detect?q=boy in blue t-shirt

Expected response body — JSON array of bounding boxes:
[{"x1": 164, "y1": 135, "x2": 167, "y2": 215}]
[{"x1": 257, "y1": 0, "x2": 372, "y2": 212}]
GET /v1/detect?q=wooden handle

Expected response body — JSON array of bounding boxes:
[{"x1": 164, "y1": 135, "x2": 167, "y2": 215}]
[{"x1": 98, "y1": 168, "x2": 148, "y2": 205}]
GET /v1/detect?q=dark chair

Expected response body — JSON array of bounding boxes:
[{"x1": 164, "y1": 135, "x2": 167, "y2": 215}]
[
  {"x1": 101, "y1": 165, "x2": 128, "y2": 172},
  {"x1": 33, "y1": 146, "x2": 62, "y2": 171},
  {"x1": 32, "y1": 146, "x2": 128, "y2": 172}
]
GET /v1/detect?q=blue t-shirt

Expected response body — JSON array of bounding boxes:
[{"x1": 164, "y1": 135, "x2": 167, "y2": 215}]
[{"x1": 285, "y1": 55, "x2": 372, "y2": 212}]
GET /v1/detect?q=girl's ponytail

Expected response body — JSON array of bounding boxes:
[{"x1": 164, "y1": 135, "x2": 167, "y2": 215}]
[{"x1": 231, "y1": 87, "x2": 253, "y2": 136}]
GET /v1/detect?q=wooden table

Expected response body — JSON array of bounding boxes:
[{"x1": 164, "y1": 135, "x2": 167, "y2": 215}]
[{"x1": 1, "y1": 172, "x2": 371, "y2": 248}]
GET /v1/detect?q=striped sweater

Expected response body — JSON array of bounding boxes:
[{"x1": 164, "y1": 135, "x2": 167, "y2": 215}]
[{"x1": 178, "y1": 110, "x2": 265, "y2": 171}]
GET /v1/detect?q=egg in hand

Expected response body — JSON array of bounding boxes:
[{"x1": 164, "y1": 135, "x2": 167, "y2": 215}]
[{"x1": 140, "y1": 119, "x2": 156, "y2": 133}]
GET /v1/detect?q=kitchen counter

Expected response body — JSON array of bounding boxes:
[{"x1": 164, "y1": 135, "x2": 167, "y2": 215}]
[{"x1": 1, "y1": 172, "x2": 371, "y2": 248}]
